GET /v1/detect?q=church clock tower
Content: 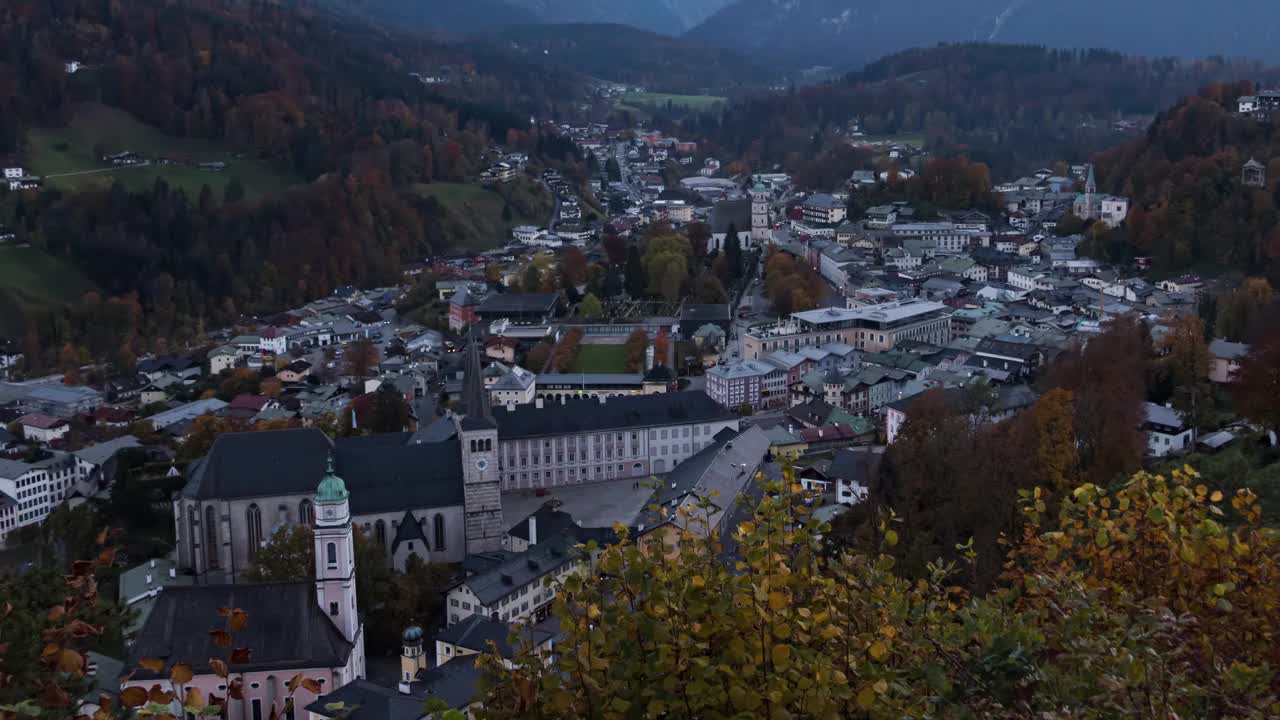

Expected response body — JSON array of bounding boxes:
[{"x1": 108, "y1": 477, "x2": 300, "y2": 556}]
[
  {"x1": 314, "y1": 453, "x2": 365, "y2": 677},
  {"x1": 458, "y1": 332, "x2": 505, "y2": 553}
]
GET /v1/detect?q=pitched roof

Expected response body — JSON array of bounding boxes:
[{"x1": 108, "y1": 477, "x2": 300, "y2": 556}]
[
  {"x1": 182, "y1": 429, "x2": 465, "y2": 513},
  {"x1": 18, "y1": 413, "x2": 67, "y2": 430},
  {"x1": 306, "y1": 680, "x2": 425, "y2": 720},
  {"x1": 492, "y1": 391, "x2": 735, "y2": 440},
  {"x1": 1209, "y1": 338, "x2": 1249, "y2": 360},
  {"x1": 72, "y1": 435, "x2": 141, "y2": 467},
  {"x1": 433, "y1": 615, "x2": 555, "y2": 660},
  {"x1": 391, "y1": 508, "x2": 427, "y2": 553},
  {"x1": 128, "y1": 581, "x2": 353, "y2": 679},
  {"x1": 638, "y1": 425, "x2": 770, "y2": 536},
  {"x1": 462, "y1": 533, "x2": 582, "y2": 606}
]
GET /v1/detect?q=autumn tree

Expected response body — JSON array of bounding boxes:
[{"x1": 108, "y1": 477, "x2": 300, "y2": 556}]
[
  {"x1": 482, "y1": 467, "x2": 1280, "y2": 719},
  {"x1": 695, "y1": 273, "x2": 728, "y2": 304},
  {"x1": 623, "y1": 329, "x2": 649, "y2": 372},
  {"x1": 525, "y1": 341, "x2": 552, "y2": 372},
  {"x1": 1157, "y1": 313, "x2": 1213, "y2": 430},
  {"x1": 643, "y1": 233, "x2": 691, "y2": 302},
  {"x1": 1233, "y1": 330, "x2": 1280, "y2": 440},
  {"x1": 1215, "y1": 277, "x2": 1275, "y2": 340},
  {"x1": 343, "y1": 337, "x2": 381, "y2": 382},
  {"x1": 244, "y1": 525, "x2": 314, "y2": 582},
  {"x1": 1040, "y1": 315, "x2": 1149, "y2": 485},
  {"x1": 578, "y1": 293, "x2": 603, "y2": 319},
  {"x1": 522, "y1": 264, "x2": 543, "y2": 293}
]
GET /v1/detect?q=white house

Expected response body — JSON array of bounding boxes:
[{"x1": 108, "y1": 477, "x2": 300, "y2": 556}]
[
  {"x1": 1143, "y1": 402, "x2": 1193, "y2": 457},
  {"x1": 17, "y1": 413, "x2": 70, "y2": 444},
  {"x1": 512, "y1": 225, "x2": 543, "y2": 244}
]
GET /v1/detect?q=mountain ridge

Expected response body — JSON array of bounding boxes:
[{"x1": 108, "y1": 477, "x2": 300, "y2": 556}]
[{"x1": 687, "y1": 0, "x2": 1280, "y2": 68}]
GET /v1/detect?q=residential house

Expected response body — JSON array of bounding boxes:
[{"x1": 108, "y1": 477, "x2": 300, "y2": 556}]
[
  {"x1": 706, "y1": 360, "x2": 786, "y2": 411},
  {"x1": 17, "y1": 413, "x2": 70, "y2": 444},
  {"x1": 1143, "y1": 402, "x2": 1193, "y2": 457},
  {"x1": 1208, "y1": 338, "x2": 1248, "y2": 383},
  {"x1": 802, "y1": 194, "x2": 848, "y2": 227},
  {"x1": 207, "y1": 346, "x2": 238, "y2": 375},
  {"x1": 277, "y1": 360, "x2": 313, "y2": 384}
]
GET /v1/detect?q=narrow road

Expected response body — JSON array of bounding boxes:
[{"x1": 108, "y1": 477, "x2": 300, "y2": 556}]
[{"x1": 44, "y1": 161, "x2": 153, "y2": 179}]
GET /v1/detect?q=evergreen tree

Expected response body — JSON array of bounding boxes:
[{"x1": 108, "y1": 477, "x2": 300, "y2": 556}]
[
  {"x1": 624, "y1": 243, "x2": 646, "y2": 298},
  {"x1": 223, "y1": 177, "x2": 245, "y2": 204},
  {"x1": 724, "y1": 222, "x2": 743, "y2": 280},
  {"x1": 602, "y1": 264, "x2": 623, "y2": 298}
]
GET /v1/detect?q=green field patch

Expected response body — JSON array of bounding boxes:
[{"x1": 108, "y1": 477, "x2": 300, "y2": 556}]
[
  {"x1": 409, "y1": 181, "x2": 549, "y2": 253},
  {"x1": 618, "y1": 92, "x2": 727, "y2": 112},
  {"x1": 26, "y1": 103, "x2": 299, "y2": 199},
  {"x1": 570, "y1": 344, "x2": 629, "y2": 374},
  {"x1": 0, "y1": 246, "x2": 97, "y2": 335}
]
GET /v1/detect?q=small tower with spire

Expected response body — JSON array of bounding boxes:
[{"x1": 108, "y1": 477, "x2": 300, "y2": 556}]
[
  {"x1": 313, "y1": 452, "x2": 364, "y2": 677},
  {"x1": 398, "y1": 623, "x2": 427, "y2": 692}
]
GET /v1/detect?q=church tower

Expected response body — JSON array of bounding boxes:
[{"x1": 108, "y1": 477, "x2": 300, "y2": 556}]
[
  {"x1": 750, "y1": 180, "x2": 771, "y2": 245},
  {"x1": 314, "y1": 453, "x2": 364, "y2": 676},
  {"x1": 398, "y1": 624, "x2": 428, "y2": 692},
  {"x1": 458, "y1": 332, "x2": 504, "y2": 553}
]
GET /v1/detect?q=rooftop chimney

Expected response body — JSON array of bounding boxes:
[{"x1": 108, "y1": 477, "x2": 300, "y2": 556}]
[
  {"x1": 598, "y1": 395, "x2": 606, "y2": 405},
  {"x1": 144, "y1": 573, "x2": 152, "y2": 586},
  {"x1": 168, "y1": 568, "x2": 176, "y2": 579},
  {"x1": 506, "y1": 401, "x2": 516, "y2": 412},
  {"x1": 529, "y1": 515, "x2": 538, "y2": 546},
  {"x1": 535, "y1": 398, "x2": 544, "y2": 409},
  {"x1": 149, "y1": 559, "x2": 156, "y2": 569},
  {"x1": 398, "y1": 681, "x2": 412, "y2": 695}
]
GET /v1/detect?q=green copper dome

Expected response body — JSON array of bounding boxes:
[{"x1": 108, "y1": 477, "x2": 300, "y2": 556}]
[
  {"x1": 402, "y1": 625, "x2": 424, "y2": 643},
  {"x1": 315, "y1": 452, "x2": 349, "y2": 503}
]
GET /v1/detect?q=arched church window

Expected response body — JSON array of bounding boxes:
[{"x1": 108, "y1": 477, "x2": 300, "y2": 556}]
[
  {"x1": 246, "y1": 504, "x2": 263, "y2": 559},
  {"x1": 204, "y1": 505, "x2": 219, "y2": 569},
  {"x1": 375, "y1": 520, "x2": 387, "y2": 548},
  {"x1": 326, "y1": 542, "x2": 337, "y2": 567},
  {"x1": 299, "y1": 500, "x2": 314, "y2": 526},
  {"x1": 434, "y1": 514, "x2": 445, "y2": 551}
]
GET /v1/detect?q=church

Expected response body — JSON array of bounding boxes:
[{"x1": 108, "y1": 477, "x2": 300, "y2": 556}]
[
  {"x1": 171, "y1": 335, "x2": 736, "y2": 580},
  {"x1": 128, "y1": 459, "x2": 367, "y2": 719}
]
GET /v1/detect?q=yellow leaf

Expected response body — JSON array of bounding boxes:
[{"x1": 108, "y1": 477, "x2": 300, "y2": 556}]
[
  {"x1": 873, "y1": 679, "x2": 889, "y2": 694},
  {"x1": 771, "y1": 644, "x2": 792, "y2": 669},
  {"x1": 1210, "y1": 490, "x2": 1224, "y2": 502},
  {"x1": 868, "y1": 641, "x2": 888, "y2": 660},
  {"x1": 880, "y1": 625, "x2": 896, "y2": 639},
  {"x1": 587, "y1": 604, "x2": 601, "y2": 620},
  {"x1": 884, "y1": 529, "x2": 898, "y2": 547},
  {"x1": 691, "y1": 575, "x2": 705, "y2": 588},
  {"x1": 768, "y1": 592, "x2": 787, "y2": 611},
  {"x1": 856, "y1": 686, "x2": 876, "y2": 709}
]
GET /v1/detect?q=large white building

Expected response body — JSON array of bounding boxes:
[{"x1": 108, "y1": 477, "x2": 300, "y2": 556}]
[
  {"x1": 743, "y1": 300, "x2": 952, "y2": 360},
  {"x1": 801, "y1": 194, "x2": 848, "y2": 227}
]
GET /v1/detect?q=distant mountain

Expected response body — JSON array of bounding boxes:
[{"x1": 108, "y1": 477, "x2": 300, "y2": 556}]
[
  {"x1": 325, "y1": 0, "x2": 734, "y2": 36},
  {"x1": 472, "y1": 23, "x2": 770, "y2": 93},
  {"x1": 322, "y1": 0, "x2": 540, "y2": 34},
  {"x1": 507, "y1": 0, "x2": 733, "y2": 34},
  {"x1": 687, "y1": 0, "x2": 1280, "y2": 67}
]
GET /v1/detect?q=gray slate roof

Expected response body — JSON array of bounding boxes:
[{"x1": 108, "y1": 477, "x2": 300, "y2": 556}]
[
  {"x1": 433, "y1": 615, "x2": 555, "y2": 660},
  {"x1": 462, "y1": 533, "x2": 581, "y2": 606},
  {"x1": 128, "y1": 581, "x2": 353, "y2": 678},
  {"x1": 182, "y1": 429, "x2": 465, "y2": 513},
  {"x1": 492, "y1": 391, "x2": 735, "y2": 440},
  {"x1": 638, "y1": 425, "x2": 770, "y2": 537},
  {"x1": 307, "y1": 680, "x2": 425, "y2": 720}
]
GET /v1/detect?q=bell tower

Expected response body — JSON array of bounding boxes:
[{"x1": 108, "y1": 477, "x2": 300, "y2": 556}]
[
  {"x1": 750, "y1": 180, "x2": 771, "y2": 245},
  {"x1": 314, "y1": 453, "x2": 364, "y2": 677},
  {"x1": 459, "y1": 332, "x2": 505, "y2": 553}
]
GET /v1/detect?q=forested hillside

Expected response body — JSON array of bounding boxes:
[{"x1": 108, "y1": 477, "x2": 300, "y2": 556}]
[
  {"x1": 471, "y1": 23, "x2": 770, "y2": 95},
  {"x1": 1096, "y1": 82, "x2": 1280, "y2": 280},
  {"x1": 0, "y1": 0, "x2": 566, "y2": 368},
  {"x1": 692, "y1": 44, "x2": 1280, "y2": 183}
]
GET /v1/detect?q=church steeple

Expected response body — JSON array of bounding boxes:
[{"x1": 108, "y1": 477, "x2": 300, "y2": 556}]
[
  {"x1": 461, "y1": 329, "x2": 491, "y2": 421},
  {"x1": 313, "y1": 451, "x2": 364, "y2": 676},
  {"x1": 1085, "y1": 164, "x2": 1097, "y2": 195}
]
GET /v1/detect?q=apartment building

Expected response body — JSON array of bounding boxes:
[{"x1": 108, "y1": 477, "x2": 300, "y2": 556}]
[
  {"x1": 743, "y1": 300, "x2": 952, "y2": 360},
  {"x1": 492, "y1": 391, "x2": 739, "y2": 485}
]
